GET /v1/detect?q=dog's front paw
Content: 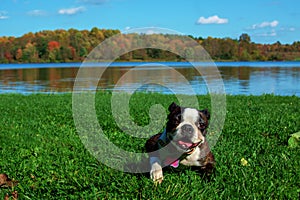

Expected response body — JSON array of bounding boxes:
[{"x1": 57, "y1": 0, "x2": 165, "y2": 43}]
[{"x1": 150, "y1": 162, "x2": 163, "y2": 184}]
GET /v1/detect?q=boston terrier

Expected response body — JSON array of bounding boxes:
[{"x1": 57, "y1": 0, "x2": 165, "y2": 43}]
[{"x1": 145, "y1": 102, "x2": 215, "y2": 183}]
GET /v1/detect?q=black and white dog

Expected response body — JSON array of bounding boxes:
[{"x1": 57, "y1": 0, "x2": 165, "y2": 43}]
[{"x1": 145, "y1": 102, "x2": 215, "y2": 183}]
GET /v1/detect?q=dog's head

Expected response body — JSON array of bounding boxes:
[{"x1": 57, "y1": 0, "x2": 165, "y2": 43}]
[{"x1": 166, "y1": 102, "x2": 210, "y2": 153}]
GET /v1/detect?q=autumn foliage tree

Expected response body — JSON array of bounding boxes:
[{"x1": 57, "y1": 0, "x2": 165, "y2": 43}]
[
  {"x1": 47, "y1": 41, "x2": 60, "y2": 62},
  {"x1": 0, "y1": 28, "x2": 299, "y2": 63},
  {"x1": 48, "y1": 41, "x2": 60, "y2": 51}
]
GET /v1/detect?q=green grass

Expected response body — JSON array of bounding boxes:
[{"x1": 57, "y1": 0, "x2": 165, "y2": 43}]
[{"x1": 0, "y1": 93, "x2": 299, "y2": 199}]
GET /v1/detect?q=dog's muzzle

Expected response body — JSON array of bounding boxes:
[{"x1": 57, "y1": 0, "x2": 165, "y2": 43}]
[{"x1": 181, "y1": 124, "x2": 194, "y2": 137}]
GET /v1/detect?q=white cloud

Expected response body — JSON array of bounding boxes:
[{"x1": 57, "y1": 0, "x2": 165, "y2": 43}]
[
  {"x1": 280, "y1": 27, "x2": 296, "y2": 32},
  {"x1": 269, "y1": 20, "x2": 279, "y2": 27},
  {"x1": 58, "y1": 6, "x2": 86, "y2": 15},
  {"x1": 0, "y1": 16, "x2": 8, "y2": 19},
  {"x1": 251, "y1": 20, "x2": 279, "y2": 29},
  {"x1": 196, "y1": 15, "x2": 228, "y2": 24},
  {"x1": 289, "y1": 27, "x2": 295, "y2": 31},
  {"x1": 255, "y1": 29, "x2": 277, "y2": 37},
  {"x1": 27, "y1": 10, "x2": 47, "y2": 16},
  {"x1": 0, "y1": 11, "x2": 9, "y2": 19}
]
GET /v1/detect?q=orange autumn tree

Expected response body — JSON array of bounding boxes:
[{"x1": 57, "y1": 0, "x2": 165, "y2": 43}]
[{"x1": 48, "y1": 41, "x2": 60, "y2": 62}]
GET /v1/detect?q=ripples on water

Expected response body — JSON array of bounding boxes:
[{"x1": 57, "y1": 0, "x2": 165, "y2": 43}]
[{"x1": 0, "y1": 62, "x2": 299, "y2": 96}]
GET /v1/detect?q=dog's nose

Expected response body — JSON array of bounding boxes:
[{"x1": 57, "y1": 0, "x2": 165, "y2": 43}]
[{"x1": 181, "y1": 124, "x2": 194, "y2": 136}]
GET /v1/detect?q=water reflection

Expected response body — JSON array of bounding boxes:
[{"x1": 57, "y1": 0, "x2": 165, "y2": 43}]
[
  {"x1": 0, "y1": 62, "x2": 299, "y2": 96},
  {"x1": 219, "y1": 66, "x2": 299, "y2": 95},
  {"x1": 0, "y1": 67, "x2": 78, "y2": 93}
]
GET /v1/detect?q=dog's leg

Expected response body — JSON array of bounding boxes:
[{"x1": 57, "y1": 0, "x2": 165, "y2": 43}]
[
  {"x1": 150, "y1": 157, "x2": 163, "y2": 183},
  {"x1": 199, "y1": 151, "x2": 215, "y2": 174},
  {"x1": 145, "y1": 133, "x2": 164, "y2": 183}
]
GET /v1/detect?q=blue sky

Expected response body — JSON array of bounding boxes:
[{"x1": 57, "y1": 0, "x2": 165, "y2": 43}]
[{"x1": 0, "y1": 0, "x2": 299, "y2": 44}]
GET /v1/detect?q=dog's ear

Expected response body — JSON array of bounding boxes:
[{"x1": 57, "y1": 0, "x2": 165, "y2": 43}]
[
  {"x1": 168, "y1": 102, "x2": 179, "y2": 112},
  {"x1": 200, "y1": 109, "x2": 210, "y2": 120}
]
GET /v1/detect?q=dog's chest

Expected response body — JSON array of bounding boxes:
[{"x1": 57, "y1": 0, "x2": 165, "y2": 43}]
[{"x1": 179, "y1": 147, "x2": 202, "y2": 166}]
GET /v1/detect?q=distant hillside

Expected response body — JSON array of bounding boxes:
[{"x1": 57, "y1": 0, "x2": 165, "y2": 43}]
[{"x1": 0, "y1": 27, "x2": 300, "y2": 63}]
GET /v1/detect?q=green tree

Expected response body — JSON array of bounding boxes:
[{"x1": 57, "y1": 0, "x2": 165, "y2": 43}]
[
  {"x1": 22, "y1": 42, "x2": 38, "y2": 62},
  {"x1": 35, "y1": 36, "x2": 49, "y2": 60},
  {"x1": 239, "y1": 33, "x2": 251, "y2": 43},
  {"x1": 89, "y1": 27, "x2": 105, "y2": 47}
]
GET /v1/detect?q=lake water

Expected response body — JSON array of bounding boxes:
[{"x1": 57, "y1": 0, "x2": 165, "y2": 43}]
[{"x1": 0, "y1": 61, "x2": 299, "y2": 96}]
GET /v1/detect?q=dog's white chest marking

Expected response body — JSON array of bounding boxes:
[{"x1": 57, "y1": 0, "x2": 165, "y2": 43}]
[{"x1": 180, "y1": 147, "x2": 202, "y2": 166}]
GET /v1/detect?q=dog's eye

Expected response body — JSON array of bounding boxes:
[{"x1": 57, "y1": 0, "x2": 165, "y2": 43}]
[
  {"x1": 197, "y1": 121, "x2": 206, "y2": 129},
  {"x1": 175, "y1": 114, "x2": 181, "y2": 122}
]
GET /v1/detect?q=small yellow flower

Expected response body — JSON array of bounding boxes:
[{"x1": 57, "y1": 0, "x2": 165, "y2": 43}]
[{"x1": 241, "y1": 158, "x2": 249, "y2": 166}]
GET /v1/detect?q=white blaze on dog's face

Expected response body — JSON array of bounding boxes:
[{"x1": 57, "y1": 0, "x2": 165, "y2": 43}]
[{"x1": 166, "y1": 102, "x2": 210, "y2": 152}]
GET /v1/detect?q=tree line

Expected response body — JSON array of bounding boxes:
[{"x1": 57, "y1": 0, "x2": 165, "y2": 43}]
[{"x1": 0, "y1": 27, "x2": 300, "y2": 63}]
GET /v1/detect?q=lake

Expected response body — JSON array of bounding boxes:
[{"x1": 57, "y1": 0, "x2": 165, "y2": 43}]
[{"x1": 0, "y1": 61, "x2": 299, "y2": 96}]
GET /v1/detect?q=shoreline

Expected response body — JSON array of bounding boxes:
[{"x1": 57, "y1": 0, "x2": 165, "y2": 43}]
[
  {"x1": 1, "y1": 60, "x2": 300, "y2": 69},
  {"x1": 0, "y1": 92, "x2": 299, "y2": 97}
]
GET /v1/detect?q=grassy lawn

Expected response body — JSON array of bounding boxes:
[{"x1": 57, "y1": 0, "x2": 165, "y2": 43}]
[{"x1": 0, "y1": 93, "x2": 299, "y2": 199}]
